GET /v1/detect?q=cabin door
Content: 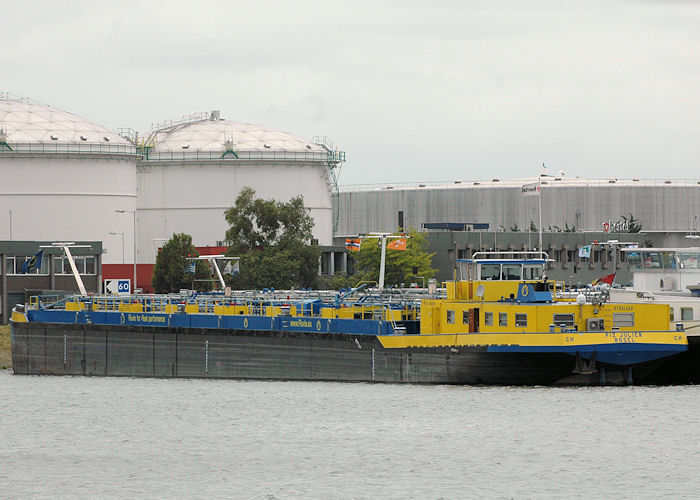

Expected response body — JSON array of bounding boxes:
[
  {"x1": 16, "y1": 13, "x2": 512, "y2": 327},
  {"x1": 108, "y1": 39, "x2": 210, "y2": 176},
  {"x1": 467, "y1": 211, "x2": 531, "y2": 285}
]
[{"x1": 469, "y1": 308, "x2": 480, "y2": 333}]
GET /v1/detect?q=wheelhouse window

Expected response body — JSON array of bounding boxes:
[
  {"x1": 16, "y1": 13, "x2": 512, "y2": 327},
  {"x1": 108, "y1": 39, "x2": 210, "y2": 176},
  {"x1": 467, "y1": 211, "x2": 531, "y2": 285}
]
[
  {"x1": 502, "y1": 264, "x2": 522, "y2": 281},
  {"x1": 463, "y1": 311, "x2": 470, "y2": 324},
  {"x1": 481, "y1": 264, "x2": 501, "y2": 280},
  {"x1": 679, "y1": 253, "x2": 700, "y2": 270},
  {"x1": 499, "y1": 312, "x2": 507, "y2": 327},
  {"x1": 661, "y1": 252, "x2": 677, "y2": 269},
  {"x1": 626, "y1": 252, "x2": 642, "y2": 270},
  {"x1": 446, "y1": 310, "x2": 455, "y2": 324},
  {"x1": 553, "y1": 313, "x2": 575, "y2": 327},
  {"x1": 642, "y1": 252, "x2": 662, "y2": 269},
  {"x1": 523, "y1": 264, "x2": 542, "y2": 280},
  {"x1": 681, "y1": 308, "x2": 694, "y2": 321},
  {"x1": 484, "y1": 312, "x2": 493, "y2": 326},
  {"x1": 515, "y1": 313, "x2": 528, "y2": 327},
  {"x1": 612, "y1": 312, "x2": 635, "y2": 328}
]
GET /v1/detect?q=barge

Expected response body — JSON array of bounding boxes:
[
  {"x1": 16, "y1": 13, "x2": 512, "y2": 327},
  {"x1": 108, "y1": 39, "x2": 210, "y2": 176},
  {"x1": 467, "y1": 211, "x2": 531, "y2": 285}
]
[{"x1": 10, "y1": 252, "x2": 688, "y2": 385}]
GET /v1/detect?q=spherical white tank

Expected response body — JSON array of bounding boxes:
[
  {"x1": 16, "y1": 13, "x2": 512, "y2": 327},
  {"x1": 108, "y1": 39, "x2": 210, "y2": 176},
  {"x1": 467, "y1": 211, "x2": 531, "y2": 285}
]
[
  {"x1": 0, "y1": 94, "x2": 138, "y2": 264},
  {"x1": 137, "y1": 115, "x2": 335, "y2": 263}
]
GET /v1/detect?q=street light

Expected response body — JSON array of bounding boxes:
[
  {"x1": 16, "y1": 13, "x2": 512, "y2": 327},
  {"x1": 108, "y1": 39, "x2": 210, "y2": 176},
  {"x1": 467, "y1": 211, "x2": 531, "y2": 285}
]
[
  {"x1": 109, "y1": 231, "x2": 125, "y2": 264},
  {"x1": 115, "y1": 209, "x2": 136, "y2": 291}
]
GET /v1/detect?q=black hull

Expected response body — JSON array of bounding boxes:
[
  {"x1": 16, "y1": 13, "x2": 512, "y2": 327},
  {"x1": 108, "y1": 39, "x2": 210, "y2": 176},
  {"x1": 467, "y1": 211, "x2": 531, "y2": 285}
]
[{"x1": 10, "y1": 322, "x2": 675, "y2": 386}]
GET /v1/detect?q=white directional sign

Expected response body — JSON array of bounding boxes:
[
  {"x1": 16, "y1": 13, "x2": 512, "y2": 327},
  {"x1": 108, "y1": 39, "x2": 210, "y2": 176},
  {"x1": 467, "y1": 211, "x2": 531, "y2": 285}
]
[{"x1": 104, "y1": 279, "x2": 131, "y2": 295}]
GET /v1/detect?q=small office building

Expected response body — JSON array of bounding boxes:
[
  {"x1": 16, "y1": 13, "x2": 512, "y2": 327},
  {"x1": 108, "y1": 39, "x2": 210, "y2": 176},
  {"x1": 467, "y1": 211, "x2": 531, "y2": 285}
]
[{"x1": 0, "y1": 241, "x2": 102, "y2": 324}]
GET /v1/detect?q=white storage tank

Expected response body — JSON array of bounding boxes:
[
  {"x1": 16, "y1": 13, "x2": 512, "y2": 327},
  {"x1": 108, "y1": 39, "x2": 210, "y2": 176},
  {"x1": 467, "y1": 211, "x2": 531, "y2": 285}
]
[
  {"x1": 137, "y1": 112, "x2": 342, "y2": 263},
  {"x1": 0, "y1": 93, "x2": 138, "y2": 265}
]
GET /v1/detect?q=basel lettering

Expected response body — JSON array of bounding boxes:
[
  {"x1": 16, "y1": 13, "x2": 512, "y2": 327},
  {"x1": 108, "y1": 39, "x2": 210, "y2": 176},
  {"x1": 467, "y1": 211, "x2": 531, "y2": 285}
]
[{"x1": 605, "y1": 331, "x2": 642, "y2": 343}]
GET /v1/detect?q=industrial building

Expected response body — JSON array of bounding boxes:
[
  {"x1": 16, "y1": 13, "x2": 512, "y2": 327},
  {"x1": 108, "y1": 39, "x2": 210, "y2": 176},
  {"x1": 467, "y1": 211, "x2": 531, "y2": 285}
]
[
  {"x1": 0, "y1": 93, "x2": 344, "y2": 293},
  {"x1": 336, "y1": 177, "x2": 700, "y2": 236},
  {"x1": 132, "y1": 111, "x2": 343, "y2": 266},
  {"x1": 332, "y1": 178, "x2": 700, "y2": 285},
  {"x1": 0, "y1": 93, "x2": 138, "y2": 267}
]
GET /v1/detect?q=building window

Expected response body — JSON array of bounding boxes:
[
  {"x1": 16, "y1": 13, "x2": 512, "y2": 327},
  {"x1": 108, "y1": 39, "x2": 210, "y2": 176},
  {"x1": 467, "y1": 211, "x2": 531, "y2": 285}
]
[
  {"x1": 6, "y1": 255, "x2": 49, "y2": 275},
  {"x1": 613, "y1": 312, "x2": 635, "y2": 328},
  {"x1": 484, "y1": 312, "x2": 493, "y2": 326},
  {"x1": 681, "y1": 308, "x2": 694, "y2": 321},
  {"x1": 499, "y1": 312, "x2": 507, "y2": 327},
  {"x1": 515, "y1": 313, "x2": 528, "y2": 327},
  {"x1": 54, "y1": 256, "x2": 96, "y2": 275},
  {"x1": 553, "y1": 313, "x2": 575, "y2": 327},
  {"x1": 446, "y1": 310, "x2": 455, "y2": 324}
]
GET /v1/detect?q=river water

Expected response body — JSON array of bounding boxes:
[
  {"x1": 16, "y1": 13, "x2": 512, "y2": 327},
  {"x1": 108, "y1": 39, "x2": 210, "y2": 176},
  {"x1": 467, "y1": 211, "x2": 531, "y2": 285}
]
[{"x1": 1, "y1": 370, "x2": 699, "y2": 499}]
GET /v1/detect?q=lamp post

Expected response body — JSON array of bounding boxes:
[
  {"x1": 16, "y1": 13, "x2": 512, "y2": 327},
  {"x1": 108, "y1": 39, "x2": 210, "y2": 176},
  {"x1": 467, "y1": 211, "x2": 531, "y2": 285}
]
[
  {"x1": 109, "y1": 231, "x2": 125, "y2": 264},
  {"x1": 115, "y1": 209, "x2": 136, "y2": 291}
]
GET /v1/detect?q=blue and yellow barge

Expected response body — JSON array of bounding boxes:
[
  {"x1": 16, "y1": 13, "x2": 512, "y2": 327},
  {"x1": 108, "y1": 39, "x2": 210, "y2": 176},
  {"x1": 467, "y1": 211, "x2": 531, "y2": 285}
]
[{"x1": 10, "y1": 253, "x2": 688, "y2": 385}]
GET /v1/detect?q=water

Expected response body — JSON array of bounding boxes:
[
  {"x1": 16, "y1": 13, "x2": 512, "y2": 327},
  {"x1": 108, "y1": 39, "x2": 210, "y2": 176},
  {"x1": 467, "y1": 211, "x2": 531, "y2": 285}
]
[{"x1": 1, "y1": 370, "x2": 699, "y2": 499}]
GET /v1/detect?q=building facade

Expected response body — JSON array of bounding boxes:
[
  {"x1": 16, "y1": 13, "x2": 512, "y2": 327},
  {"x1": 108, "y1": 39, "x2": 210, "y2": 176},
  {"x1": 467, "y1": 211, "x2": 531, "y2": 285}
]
[{"x1": 0, "y1": 241, "x2": 102, "y2": 323}]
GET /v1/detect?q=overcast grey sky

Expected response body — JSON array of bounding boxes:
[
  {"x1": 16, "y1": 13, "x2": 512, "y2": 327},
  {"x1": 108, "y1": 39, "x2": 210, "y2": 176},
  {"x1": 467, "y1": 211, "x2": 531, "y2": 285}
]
[{"x1": 2, "y1": 0, "x2": 698, "y2": 185}]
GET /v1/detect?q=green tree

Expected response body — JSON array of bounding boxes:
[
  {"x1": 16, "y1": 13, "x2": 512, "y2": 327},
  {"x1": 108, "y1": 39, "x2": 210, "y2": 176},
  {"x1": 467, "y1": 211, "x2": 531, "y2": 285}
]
[
  {"x1": 224, "y1": 187, "x2": 320, "y2": 289},
  {"x1": 622, "y1": 213, "x2": 642, "y2": 233},
  {"x1": 510, "y1": 223, "x2": 520, "y2": 232},
  {"x1": 529, "y1": 220, "x2": 537, "y2": 232},
  {"x1": 152, "y1": 233, "x2": 211, "y2": 293},
  {"x1": 352, "y1": 230, "x2": 436, "y2": 287}
]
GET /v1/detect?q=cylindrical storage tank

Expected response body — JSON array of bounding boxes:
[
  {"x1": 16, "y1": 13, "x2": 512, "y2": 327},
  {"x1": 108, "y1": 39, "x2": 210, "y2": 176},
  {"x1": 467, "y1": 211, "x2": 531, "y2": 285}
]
[
  {"x1": 137, "y1": 113, "x2": 337, "y2": 263},
  {"x1": 0, "y1": 93, "x2": 138, "y2": 265}
]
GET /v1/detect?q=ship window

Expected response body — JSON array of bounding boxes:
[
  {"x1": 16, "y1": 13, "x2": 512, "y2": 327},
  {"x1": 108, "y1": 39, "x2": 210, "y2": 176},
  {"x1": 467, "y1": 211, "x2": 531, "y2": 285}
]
[
  {"x1": 446, "y1": 310, "x2": 455, "y2": 324},
  {"x1": 661, "y1": 252, "x2": 677, "y2": 269},
  {"x1": 523, "y1": 265, "x2": 542, "y2": 280},
  {"x1": 515, "y1": 313, "x2": 527, "y2": 327},
  {"x1": 679, "y1": 253, "x2": 700, "y2": 270},
  {"x1": 642, "y1": 252, "x2": 662, "y2": 269},
  {"x1": 613, "y1": 312, "x2": 635, "y2": 328},
  {"x1": 463, "y1": 310, "x2": 469, "y2": 324},
  {"x1": 626, "y1": 252, "x2": 642, "y2": 270},
  {"x1": 553, "y1": 313, "x2": 575, "y2": 327},
  {"x1": 670, "y1": 308, "x2": 675, "y2": 321},
  {"x1": 481, "y1": 264, "x2": 500, "y2": 280},
  {"x1": 484, "y1": 312, "x2": 493, "y2": 326},
  {"x1": 502, "y1": 264, "x2": 522, "y2": 280},
  {"x1": 681, "y1": 308, "x2": 693, "y2": 321},
  {"x1": 499, "y1": 312, "x2": 507, "y2": 327}
]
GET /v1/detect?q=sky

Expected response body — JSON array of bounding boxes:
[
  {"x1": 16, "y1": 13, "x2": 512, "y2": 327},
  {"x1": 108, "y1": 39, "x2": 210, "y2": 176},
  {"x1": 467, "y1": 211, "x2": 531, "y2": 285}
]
[{"x1": 1, "y1": 0, "x2": 699, "y2": 186}]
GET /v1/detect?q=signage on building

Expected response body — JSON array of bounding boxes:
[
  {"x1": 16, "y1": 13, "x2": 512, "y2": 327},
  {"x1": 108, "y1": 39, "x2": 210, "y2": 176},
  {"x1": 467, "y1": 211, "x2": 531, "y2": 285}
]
[
  {"x1": 603, "y1": 220, "x2": 630, "y2": 233},
  {"x1": 104, "y1": 279, "x2": 131, "y2": 295}
]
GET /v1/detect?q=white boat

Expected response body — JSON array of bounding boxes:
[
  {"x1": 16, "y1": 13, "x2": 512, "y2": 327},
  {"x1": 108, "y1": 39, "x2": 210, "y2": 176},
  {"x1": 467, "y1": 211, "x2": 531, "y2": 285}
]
[{"x1": 609, "y1": 247, "x2": 700, "y2": 335}]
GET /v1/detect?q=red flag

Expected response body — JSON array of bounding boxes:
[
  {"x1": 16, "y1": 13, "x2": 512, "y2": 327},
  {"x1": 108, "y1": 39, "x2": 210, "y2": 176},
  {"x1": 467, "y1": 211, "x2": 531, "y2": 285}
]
[
  {"x1": 345, "y1": 238, "x2": 361, "y2": 252},
  {"x1": 592, "y1": 273, "x2": 615, "y2": 286},
  {"x1": 387, "y1": 238, "x2": 407, "y2": 251}
]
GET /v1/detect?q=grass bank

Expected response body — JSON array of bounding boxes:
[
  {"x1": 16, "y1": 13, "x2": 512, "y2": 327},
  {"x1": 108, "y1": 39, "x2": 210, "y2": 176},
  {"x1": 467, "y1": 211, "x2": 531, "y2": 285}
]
[{"x1": 0, "y1": 325, "x2": 11, "y2": 370}]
